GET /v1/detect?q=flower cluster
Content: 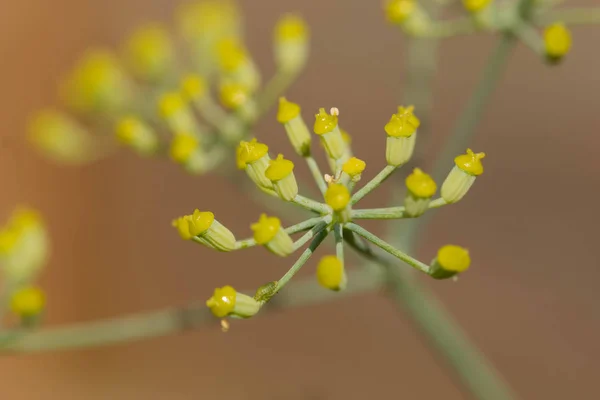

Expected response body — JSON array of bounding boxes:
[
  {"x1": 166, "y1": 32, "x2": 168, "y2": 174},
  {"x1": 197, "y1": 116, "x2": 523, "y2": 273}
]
[
  {"x1": 28, "y1": 0, "x2": 309, "y2": 177},
  {"x1": 0, "y1": 208, "x2": 49, "y2": 324},
  {"x1": 384, "y1": 0, "x2": 573, "y2": 62},
  {"x1": 173, "y1": 101, "x2": 484, "y2": 320}
]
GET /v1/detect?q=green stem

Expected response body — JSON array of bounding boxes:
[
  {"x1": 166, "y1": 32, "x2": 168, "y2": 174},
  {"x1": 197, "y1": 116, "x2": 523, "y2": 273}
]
[
  {"x1": 351, "y1": 165, "x2": 397, "y2": 205},
  {"x1": 292, "y1": 194, "x2": 330, "y2": 214},
  {"x1": 292, "y1": 219, "x2": 331, "y2": 251},
  {"x1": 345, "y1": 223, "x2": 431, "y2": 275},
  {"x1": 351, "y1": 198, "x2": 447, "y2": 220},
  {"x1": 304, "y1": 156, "x2": 328, "y2": 194},
  {"x1": 273, "y1": 227, "x2": 329, "y2": 294},
  {"x1": 427, "y1": 17, "x2": 478, "y2": 38},
  {"x1": 538, "y1": 7, "x2": 600, "y2": 26},
  {"x1": 333, "y1": 223, "x2": 344, "y2": 264},
  {"x1": 256, "y1": 71, "x2": 297, "y2": 117},
  {"x1": 233, "y1": 216, "x2": 326, "y2": 251}
]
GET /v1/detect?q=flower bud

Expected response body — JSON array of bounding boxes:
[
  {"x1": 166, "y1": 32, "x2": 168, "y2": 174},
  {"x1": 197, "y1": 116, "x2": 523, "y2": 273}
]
[
  {"x1": 404, "y1": 168, "x2": 436, "y2": 217},
  {"x1": 188, "y1": 210, "x2": 237, "y2": 252},
  {"x1": 314, "y1": 108, "x2": 346, "y2": 160},
  {"x1": 325, "y1": 184, "x2": 351, "y2": 221},
  {"x1": 169, "y1": 133, "x2": 209, "y2": 174},
  {"x1": 277, "y1": 97, "x2": 311, "y2": 156},
  {"x1": 441, "y1": 149, "x2": 485, "y2": 203},
  {"x1": 158, "y1": 92, "x2": 200, "y2": 134},
  {"x1": 206, "y1": 285, "x2": 261, "y2": 318},
  {"x1": 28, "y1": 109, "x2": 95, "y2": 164},
  {"x1": 385, "y1": 106, "x2": 420, "y2": 166},
  {"x1": 430, "y1": 245, "x2": 471, "y2": 279},
  {"x1": 342, "y1": 157, "x2": 366, "y2": 183},
  {"x1": 316, "y1": 255, "x2": 346, "y2": 291},
  {"x1": 274, "y1": 14, "x2": 309, "y2": 73},
  {"x1": 10, "y1": 286, "x2": 46, "y2": 318},
  {"x1": 219, "y1": 82, "x2": 257, "y2": 122},
  {"x1": 265, "y1": 154, "x2": 299, "y2": 201},
  {"x1": 237, "y1": 139, "x2": 273, "y2": 189},
  {"x1": 181, "y1": 74, "x2": 208, "y2": 103},
  {"x1": 124, "y1": 23, "x2": 174, "y2": 81},
  {"x1": 384, "y1": 0, "x2": 416, "y2": 24},
  {"x1": 544, "y1": 23, "x2": 572, "y2": 62},
  {"x1": 217, "y1": 38, "x2": 261, "y2": 93},
  {"x1": 463, "y1": 0, "x2": 492, "y2": 13},
  {"x1": 116, "y1": 116, "x2": 158, "y2": 155},
  {"x1": 251, "y1": 214, "x2": 294, "y2": 257}
]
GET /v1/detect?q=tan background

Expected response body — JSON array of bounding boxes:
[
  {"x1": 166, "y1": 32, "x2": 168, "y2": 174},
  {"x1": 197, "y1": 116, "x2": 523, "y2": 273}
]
[{"x1": 1, "y1": 0, "x2": 599, "y2": 399}]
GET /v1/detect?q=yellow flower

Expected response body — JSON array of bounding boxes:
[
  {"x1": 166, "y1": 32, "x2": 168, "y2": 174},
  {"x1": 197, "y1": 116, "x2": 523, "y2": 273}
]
[
  {"x1": 181, "y1": 74, "x2": 207, "y2": 102},
  {"x1": 441, "y1": 149, "x2": 485, "y2": 203},
  {"x1": 463, "y1": 0, "x2": 492, "y2": 13},
  {"x1": 189, "y1": 210, "x2": 237, "y2": 252},
  {"x1": 237, "y1": 139, "x2": 273, "y2": 189},
  {"x1": 217, "y1": 38, "x2": 261, "y2": 92},
  {"x1": 430, "y1": 245, "x2": 471, "y2": 279},
  {"x1": 342, "y1": 157, "x2": 366, "y2": 181},
  {"x1": 219, "y1": 82, "x2": 250, "y2": 110},
  {"x1": 385, "y1": 108, "x2": 419, "y2": 166},
  {"x1": 325, "y1": 184, "x2": 350, "y2": 212},
  {"x1": 455, "y1": 148, "x2": 485, "y2": 176},
  {"x1": 10, "y1": 286, "x2": 46, "y2": 317},
  {"x1": 277, "y1": 98, "x2": 311, "y2": 156},
  {"x1": 172, "y1": 216, "x2": 193, "y2": 240},
  {"x1": 274, "y1": 14, "x2": 310, "y2": 72},
  {"x1": 116, "y1": 116, "x2": 158, "y2": 155},
  {"x1": 158, "y1": 92, "x2": 199, "y2": 134},
  {"x1": 404, "y1": 168, "x2": 436, "y2": 217},
  {"x1": 314, "y1": 108, "x2": 346, "y2": 160},
  {"x1": 316, "y1": 255, "x2": 346, "y2": 290},
  {"x1": 124, "y1": 23, "x2": 173, "y2": 81},
  {"x1": 251, "y1": 214, "x2": 294, "y2": 257},
  {"x1": 206, "y1": 285, "x2": 261, "y2": 318},
  {"x1": 169, "y1": 133, "x2": 200, "y2": 164},
  {"x1": 265, "y1": 154, "x2": 298, "y2": 201},
  {"x1": 384, "y1": 0, "x2": 416, "y2": 25},
  {"x1": 544, "y1": 23, "x2": 572, "y2": 60}
]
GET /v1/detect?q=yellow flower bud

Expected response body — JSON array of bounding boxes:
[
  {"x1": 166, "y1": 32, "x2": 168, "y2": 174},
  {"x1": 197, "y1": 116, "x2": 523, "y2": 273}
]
[
  {"x1": 217, "y1": 38, "x2": 261, "y2": 92},
  {"x1": 325, "y1": 184, "x2": 350, "y2": 212},
  {"x1": 206, "y1": 285, "x2": 260, "y2": 318},
  {"x1": 116, "y1": 116, "x2": 158, "y2": 155},
  {"x1": 124, "y1": 23, "x2": 174, "y2": 81},
  {"x1": 169, "y1": 133, "x2": 200, "y2": 164},
  {"x1": 172, "y1": 216, "x2": 193, "y2": 240},
  {"x1": 61, "y1": 49, "x2": 131, "y2": 115},
  {"x1": 181, "y1": 74, "x2": 207, "y2": 102},
  {"x1": 28, "y1": 109, "x2": 95, "y2": 164},
  {"x1": 158, "y1": 92, "x2": 199, "y2": 134},
  {"x1": 384, "y1": 0, "x2": 416, "y2": 24},
  {"x1": 265, "y1": 154, "x2": 299, "y2": 201},
  {"x1": 219, "y1": 82, "x2": 257, "y2": 122},
  {"x1": 385, "y1": 107, "x2": 420, "y2": 166},
  {"x1": 189, "y1": 210, "x2": 237, "y2": 252},
  {"x1": 342, "y1": 157, "x2": 366, "y2": 182},
  {"x1": 314, "y1": 108, "x2": 346, "y2": 160},
  {"x1": 463, "y1": 0, "x2": 492, "y2": 13},
  {"x1": 316, "y1": 255, "x2": 346, "y2": 291},
  {"x1": 404, "y1": 168, "x2": 437, "y2": 217},
  {"x1": 0, "y1": 208, "x2": 49, "y2": 284},
  {"x1": 430, "y1": 245, "x2": 471, "y2": 279},
  {"x1": 274, "y1": 14, "x2": 310, "y2": 73},
  {"x1": 251, "y1": 214, "x2": 294, "y2": 257},
  {"x1": 441, "y1": 149, "x2": 485, "y2": 203},
  {"x1": 277, "y1": 97, "x2": 312, "y2": 156},
  {"x1": 237, "y1": 139, "x2": 273, "y2": 189},
  {"x1": 544, "y1": 23, "x2": 572, "y2": 61},
  {"x1": 10, "y1": 286, "x2": 46, "y2": 318}
]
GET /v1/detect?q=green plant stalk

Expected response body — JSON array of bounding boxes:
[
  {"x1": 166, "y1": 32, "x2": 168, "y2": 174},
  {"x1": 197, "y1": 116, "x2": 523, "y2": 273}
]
[
  {"x1": 292, "y1": 218, "x2": 331, "y2": 251},
  {"x1": 292, "y1": 194, "x2": 330, "y2": 214},
  {"x1": 333, "y1": 223, "x2": 344, "y2": 264},
  {"x1": 256, "y1": 70, "x2": 298, "y2": 117},
  {"x1": 351, "y1": 198, "x2": 447, "y2": 220},
  {"x1": 351, "y1": 165, "x2": 396, "y2": 205},
  {"x1": 304, "y1": 155, "x2": 328, "y2": 194}
]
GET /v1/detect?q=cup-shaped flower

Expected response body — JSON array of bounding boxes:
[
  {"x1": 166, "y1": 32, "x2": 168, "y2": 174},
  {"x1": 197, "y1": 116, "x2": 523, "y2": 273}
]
[
  {"x1": 265, "y1": 154, "x2": 298, "y2": 201},
  {"x1": 237, "y1": 139, "x2": 273, "y2": 189},
  {"x1": 441, "y1": 148, "x2": 485, "y2": 203},
  {"x1": 430, "y1": 245, "x2": 471, "y2": 279},
  {"x1": 404, "y1": 168, "x2": 436, "y2": 217},
  {"x1": 274, "y1": 14, "x2": 309, "y2": 73},
  {"x1": 277, "y1": 97, "x2": 311, "y2": 156},
  {"x1": 206, "y1": 285, "x2": 261, "y2": 318},
  {"x1": 313, "y1": 108, "x2": 346, "y2": 160},
  {"x1": 251, "y1": 214, "x2": 294, "y2": 257},
  {"x1": 385, "y1": 106, "x2": 420, "y2": 166},
  {"x1": 316, "y1": 255, "x2": 346, "y2": 291}
]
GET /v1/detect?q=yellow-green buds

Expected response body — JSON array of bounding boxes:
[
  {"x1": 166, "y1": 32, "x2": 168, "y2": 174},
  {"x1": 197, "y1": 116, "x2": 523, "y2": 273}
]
[
  {"x1": 28, "y1": 109, "x2": 95, "y2": 164},
  {"x1": 316, "y1": 255, "x2": 346, "y2": 291},
  {"x1": 237, "y1": 139, "x2": 273, "y2": 189},
  {"x1": 404, "y1": 168, "x2": 436, "y2": 217},
  {"x1": 314, "y1": 108, "x2": 346, "y2": 160},
  {"x1": 173, "y1": 210, "x2": 236, "y2": 252},
  {"x1": 274, "y1": 14, "x2": 309, "y2": 73},
  {"x1": 219, "y1": 82, "x2": 257, "y2": 122},
  {"x1": 0, "y1": 208, "x2": 49, "y2": 284},
  {"x1": 430, "y1": 245, "x2": 471, "y2": 279},
  {"x1": 544, "y1": 23, "x2": 572, "y2": 62},
  {"x1": 158, "y1": 92, "x2": 199, "y2": 134},
  {"x1": 384, "y1": 0, "x2": 416, "y2": 24},
  {"x1": 116, "y1": 116, "x2": 158, "y2": 156},
  {"x1": 463, "y1": 0, "x2": 492, "y2": 13},
  {"x1": 217, "y1": 38, "x2": 261, "y2": 93},
  {"x1": 181, "y1": 74, "x2": 208, "y2": 102},
  {"x1": 124, "y1": 23, "x2": 174, "y2": 81},
  {"x1": 10, "y1": 286, "x2": 46, "y2": 318},
  {"x1": 265, "y1": 154, "x2": 299, "y2": 201},
  {"x1": 62, "y1": 50, "x2": 131, "y2": 115},
  {"x1": 325, "y1": 184, "x2": 351, "y2": 212},
  {"x1": 206, "y1": 285, "x2": 261, "y2": 318},
  {"x1": 441, "y1": 149, "x2": 485, "y2": 204},
  {"x1": 251, "y1": 214, "x2": 294, "y2": 257},
  {"x1": 385, "y1": 106, "x2": 420, "y2": 166},
  {"x1": 169, "y1": 133, "x2": 208, "y2": 173},
  {"x1": 277, "y1": 98, "x2": 311, "y2": 156},
  {"x1": 342, "y1": 157, "x2": 366, "y2": 182}
]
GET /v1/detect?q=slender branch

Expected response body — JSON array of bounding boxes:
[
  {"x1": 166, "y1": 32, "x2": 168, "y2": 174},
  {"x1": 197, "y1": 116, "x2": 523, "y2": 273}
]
[
  {"x1": 345, "y1": 223, "x2": 431, "y2": 275},
  {"x1": 333, "y1": 223, "x2": 344, "y2": 264},
  {"x1": 351, "y1": 198, "x2": 447, "y2": 220},
  {"x1": 292, "y1": 194, "x2": 330, "y2": 214},
  {"x1": 232, "y1": 216, "x2": 325, "y2": 251},
  {"x1": 292, "y1": 218, "x2": 331, "y2": 252},
  {"x1": 256, "y1": 71, "x2": 297, "y2": 117},
  {"x1": 304, "y1": 156, "x2": 328, "y2": 194},
  {"x1": 351, "y1": 165, "x2": 397, "y2": 205}
]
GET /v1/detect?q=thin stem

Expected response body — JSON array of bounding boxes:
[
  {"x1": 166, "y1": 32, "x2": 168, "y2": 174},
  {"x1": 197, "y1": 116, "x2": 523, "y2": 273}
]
[
  {"x1": 256, "y1": 71, "x2": 297, "y2": 117},
  {"x1": 513, "y1": 22, "x2": 544, "y2": 54},
  {"x1": 538, "y1": 7, "x2": 600, "y2": 26},
  {"x1": 351, "y1": 165, "x2": 397, "y2": 205},
  {"x1": 273, "y1": 226, "x2": 329, "y2": 294},
  {"x1": 351, "y1": 198, "x2": 447, "y2": 220},
  {"x1": 292, "y1": 194, "x2": 330, "y2": 214},
  {"x1": 292, "y1": 218, "x2": 332, "y2": 252},
  {"x1": 345, "y1": 223, "x2": 431, "y2": 275},
  {"x1": 304, "y1": 156, "x2": 328, "y2": 194},
  {"x1": 333, "y1": 223, "x2": 344, "y2": 264},
  {"x1": 427, "y1": 17, "x2": 478, "y2": 38},
  {"x1": 232, "y1": 216, "x2": 325, "y2": 251}
]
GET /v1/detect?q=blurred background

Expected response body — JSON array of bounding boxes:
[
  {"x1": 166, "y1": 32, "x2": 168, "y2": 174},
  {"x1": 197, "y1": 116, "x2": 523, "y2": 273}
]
[{"x1": 1, "y1": 0, "x2": 599, "y2": 398}]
